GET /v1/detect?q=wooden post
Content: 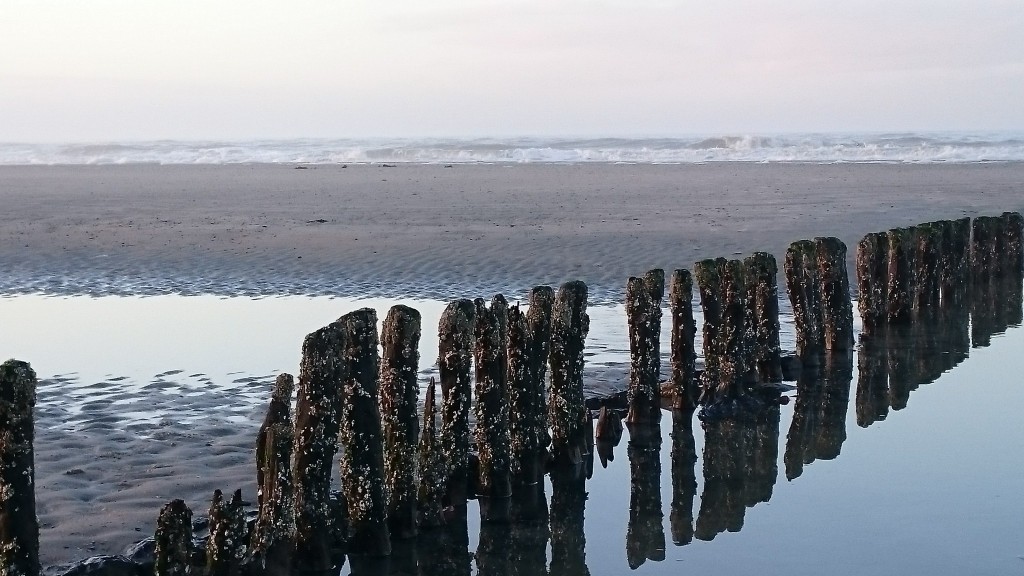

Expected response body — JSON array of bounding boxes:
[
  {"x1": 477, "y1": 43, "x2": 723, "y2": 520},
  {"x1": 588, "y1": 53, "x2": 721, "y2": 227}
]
[
  {"x1": 886, "y1": 227, "x2": 915, "y2": 324},
  {"x1": 0, "y1": 360, "x2": 39, "y2": 576},
  {"x1": 913, "y1": 223, "x2": 942, "y2": 315},
  {"x1": 338, "y1": 308, "x2": 390, "y2": 557},
  {"x1": 379, "y1": 305, "x2": 422, "y2": 540},
  {"x1": 250, "y1": 374, "x2": 294, "y2": 570},
  {"x1": 785, "y1": 241, "x2": 824, "y2": 355},
  {"x1": 155, "y1": 499, "x2": 193, "y2": 576},
  {"x1": 744, "y1": 253, "x2": 782, "y2": 382},
  {"x1": 438, "y1": 299, "x2": 476, "y2": 509},
  {"x1": 856, "y1": 232, "x2": 889, "y2": 336},
  {"x1": 507, "y1": 297, "x2": 549, "y2": 487},
  {"x1": 548, "y1": 280, "x2": 591, "y2": 466},
  {"x1": 668, "y1": 270, "x2": 698, "y2": 411},
  {"x1": 695, "y1": 258, "x2": 748, "y2": 404},
  {"x1": 625, "y1": 269, "x2": 664, "y2": 425},
  {"x1": 815, "y1": 237, "x2": 854, "y2": 351},
  {"x1": 292, "y1": 322, "x2": 345, "y2": 572},
  {"x1": 417, "y1": 378, "x2": 446, "y2": 529},
  {"x1": 206, "y1": 489, "x2": 246, "y2": 576},
  {"x1": 474, "y1": 295, "x2": 512, "y2": 520},
  {"x1": 972, "y1": 216, "x2": 999, "y2": 283},
  {"x1": 1001, "y1": 211, "x2": 1024, "y2": 277}
]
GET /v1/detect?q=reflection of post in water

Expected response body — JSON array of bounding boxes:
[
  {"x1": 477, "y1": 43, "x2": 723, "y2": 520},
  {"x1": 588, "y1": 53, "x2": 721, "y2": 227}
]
[
  {"x1": 417, "y1": 518, "x2": 471, "y2": 576},
  {"x1": 476, "y1": 521, "x2": 512, "y2": 576},
  {"x1": 784, "y1": 351, "x2": 851, "y2": 481},
  {"x1": 855, "y1": 334, "x2": 888, "y2": 428},
  {"x1": 508, "y1": 482, "x2": 550, "y2": 576},
  {"x1": 625, "y1": 421, "x2": 665, "y2": 569},
  {"x1": 670, "y1": 408, "x2": 698, "y2": 547},
  {"x1": 549, "y1": 464, "x2": 590, "y2": 576},
  {"x1": 696, "y1": 403, "x2": 780, "y2": 540}
]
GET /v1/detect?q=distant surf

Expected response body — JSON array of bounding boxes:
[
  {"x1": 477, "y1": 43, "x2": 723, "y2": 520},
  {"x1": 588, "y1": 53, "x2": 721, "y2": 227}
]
[{"x1": 3, "y1": 132, "x2": 1024, "y2": 165}]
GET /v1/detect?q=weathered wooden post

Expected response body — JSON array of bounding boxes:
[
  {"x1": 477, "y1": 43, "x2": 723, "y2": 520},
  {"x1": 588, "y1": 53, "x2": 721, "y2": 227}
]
[
  {"x1": 1001, "y1": 211, "x2": 1024, "y2": 277},
  {"x1": 0, "y1": 360, "x2": 39, "y2": 576},
  {"x1": 744, "y1": 253, "x2": 782, "y2": 381},
  {"x1": 816, "y1": 237, "x2": 854, "y2": 351},
  {"x1": 913, "y1": 223, "x2": 942, "y2": 315},
  {"x1": 292, "y1": 322, "x2": 345, "y2": 572},
  {"x1": 206, "y1": 489, "x2": 246, "y2": 576},
  {"x1": 508, "y1": 286, "x2": 554, "y2": 487},
  {"x1": 250, "y1": 374, "x2": 294, "y2": 570},
  {"x1": 695, "y1": 258, "x2": 748, "y2": 403},
  {"x1": 337, "y1": 308, "x2": 390, "y2": 557},
  {"x1": 548, "y1": 281, "x2": 591, "y2": 466},
  {"x1": 972, "y1": 216, "x2": 999, "y2": 282},
  {"x1": 379, "y1": 304, "x2": 421, "y2": 540},
  {"x1": 474, "y1": 295, "x2": 512, "y2": 521},
  {"x1": 886, "y1": 227, "x2": 916, "y2": 324},
  {"x1": 625, "y1": 269, "x2": 664, "y2": 425},
  {"x1": 417, "y1": 378, "x2": 446, "y2": 529},
  {"x1": 438, "y1": 299, "x2": 476, "y2": 509},
  {"x1": 668, "y1": 270, "x2": 698, "y2": 411},
  {"x1": 155, "y1": 499, "x2": 193, "y2": 576},
  {"x1": 856, "y1": 232, "x2": 889, "y2": 336},
  {"x1": 785, "y1": 240, "x2": 824, "y2": 354}
]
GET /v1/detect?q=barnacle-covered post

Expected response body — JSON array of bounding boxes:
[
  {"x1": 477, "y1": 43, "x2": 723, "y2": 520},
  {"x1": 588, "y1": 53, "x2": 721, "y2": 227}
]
[
  {"x1": 438, "y1": 299, "x2": 476, "y2": 509},
  {"x1": 1001, "y1": 211, "x2": 1024, "y2": 277},
  {"x1": 338, "y1": 308, "x2": 390, "y2": 557},
  {"x1": 379, "y1": 305, "x2": 422, "y2": 540},
  {"x1": 508, "y1": 306, "x2": 539, "y2": 487},
  {"x1": 155, "y1": 499, "x2": 193, "y2": 576},
  {"x1": 0, "y1": 359, "x2": 39, "y2": 576},
  {"x1": 509, "y1": 286, "x2": 554, "y2": 487},
  {"x1": 548, "y1": 280, "x2": 591, "y2": 467},
  {"x1": 913, "y1": 223, "x2": 942, "y2": 315},
  {"x1": 695, "y1": 258, "x2": 748, "y2": 403},
  {"x1": 206, "y1": 489, "x2": 247, "y2": 576},
  {"x1": 939, "y1": 217, "x2": 972, "y2": 305},
  {"x1": 972, "y1": 216, "x2": 999, "y2": 283},
  {"x1": 668, "y1": 270, "x2": 698, "y2": 411},
  {"x1": 625, "y1": 269, "x2": 664, "y2": 425},
  {"x1": 292, "y1": 322, "x2": 345, "y2": 571},
  {"x1": 744, "y1": 253, "x2": 782, "y2": 381},
  {"x1": 886, "y1": 227, "x2": 916, "y2": 324},
  {"x1": 250, "y1": 373, "x2": 294, "y2": 569},
  {"x1": 785, "y1": 240, "x2": 824, "y2": 356},
  {"x1": 417, "y1": 378, "x2": 445, "y2": 528},
  {"x1": 856, "y1": 232, "x2": 889, "y2": 336},
  {"x1": 816, "y1": 237, "x2": 854, "y2": 351},
  {"x1": 474, "y1": 295, "x2": 512, "y2": 520}
]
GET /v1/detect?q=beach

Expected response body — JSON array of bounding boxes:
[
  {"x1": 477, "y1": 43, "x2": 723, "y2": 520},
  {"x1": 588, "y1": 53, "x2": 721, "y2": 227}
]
[
  {"x1": 3, "y1": 162, "x2": 1024, "y2": 570},
  {"x1": 3, "y1": 163, "x2": 1023, "y2": 301}
]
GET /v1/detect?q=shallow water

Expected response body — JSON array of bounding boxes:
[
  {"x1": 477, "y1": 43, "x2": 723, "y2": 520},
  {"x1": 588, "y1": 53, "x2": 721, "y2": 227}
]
[{"x1": 2, "y1": 283, "x2": 1022, "y2": 574}]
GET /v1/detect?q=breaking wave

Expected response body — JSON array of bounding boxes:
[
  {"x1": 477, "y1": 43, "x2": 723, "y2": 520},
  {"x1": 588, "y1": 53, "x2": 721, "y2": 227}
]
[{"x1": 2, "y1": 133, "x2": 1023, "y2": 165}]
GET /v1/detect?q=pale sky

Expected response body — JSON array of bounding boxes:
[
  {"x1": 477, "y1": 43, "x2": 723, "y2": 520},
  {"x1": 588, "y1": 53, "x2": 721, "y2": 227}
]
[{"x1": 2, "y1": 0, "x2": 1023, "y2": 141}]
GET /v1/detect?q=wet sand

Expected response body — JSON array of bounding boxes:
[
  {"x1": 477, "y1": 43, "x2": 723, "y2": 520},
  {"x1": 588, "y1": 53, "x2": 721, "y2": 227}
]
[
  {"x1": 4, "y1": 162, "x2": 1024, "y2": 568},
  {"x1": 3, "y1": 163, "x2": 1023, "y2": 301}
]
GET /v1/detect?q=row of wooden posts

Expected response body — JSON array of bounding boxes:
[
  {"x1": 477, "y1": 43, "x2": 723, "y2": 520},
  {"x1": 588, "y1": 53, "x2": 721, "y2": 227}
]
[{"x1": 1, "y1": 212, "x2": 1022, "y2": 576}]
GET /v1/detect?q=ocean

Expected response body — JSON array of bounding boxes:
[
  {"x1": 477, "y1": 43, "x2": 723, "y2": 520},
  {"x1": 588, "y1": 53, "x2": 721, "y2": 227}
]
[{"x1": 2, "y1": 132, "x2": 1024, "y2": 165}]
